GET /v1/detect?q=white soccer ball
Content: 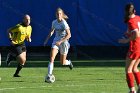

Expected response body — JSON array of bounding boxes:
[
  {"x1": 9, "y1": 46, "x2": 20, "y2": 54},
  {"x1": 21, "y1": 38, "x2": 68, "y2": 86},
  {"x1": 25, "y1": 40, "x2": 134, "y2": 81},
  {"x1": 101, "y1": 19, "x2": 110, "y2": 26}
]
[{"x1": 45, "y1": 74, "x2": 55, "y2": 83}]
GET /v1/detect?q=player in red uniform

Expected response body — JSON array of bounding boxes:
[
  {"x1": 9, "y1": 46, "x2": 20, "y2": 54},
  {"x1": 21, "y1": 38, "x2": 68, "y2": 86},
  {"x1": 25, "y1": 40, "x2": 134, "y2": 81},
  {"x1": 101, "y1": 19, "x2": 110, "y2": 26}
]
[{"x1": 119, "y1": 3, "x2": 140, "y2": 93}]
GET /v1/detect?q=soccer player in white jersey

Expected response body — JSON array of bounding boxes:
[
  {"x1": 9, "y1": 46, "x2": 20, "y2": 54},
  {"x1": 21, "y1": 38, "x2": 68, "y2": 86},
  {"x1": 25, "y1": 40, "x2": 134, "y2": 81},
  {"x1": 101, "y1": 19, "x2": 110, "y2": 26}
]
[{"x1": 44, "y1": 8, "x2": 73, "y2": 79}]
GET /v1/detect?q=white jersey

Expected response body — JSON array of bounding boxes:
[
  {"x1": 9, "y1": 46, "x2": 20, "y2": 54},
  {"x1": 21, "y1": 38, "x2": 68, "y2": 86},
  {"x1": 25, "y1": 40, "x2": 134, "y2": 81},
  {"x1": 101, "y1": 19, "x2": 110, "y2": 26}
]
[
  {"x1": 51, "y1": 19, "x2": 70, "y2": 55},
  {"x1": 52, "y1": 19, "x2": 70, "y2": 42}
]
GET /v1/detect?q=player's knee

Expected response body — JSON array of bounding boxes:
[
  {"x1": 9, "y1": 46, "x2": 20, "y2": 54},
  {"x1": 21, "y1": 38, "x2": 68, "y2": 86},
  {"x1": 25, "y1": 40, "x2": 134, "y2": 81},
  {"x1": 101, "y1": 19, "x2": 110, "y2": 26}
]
[
  {"x1": 50, "y1": 58, "x2": 54, "y2": 63},
  {"x1": 20, "y1": 58, "x2": 26, "y2": 65},
  {"x1": 23, "y1": 58, "x2": 26, "y2": 63},
  {"x1": 22, "y1": 56, "x2": 26, "y2": 62},
  {"x1": 19, "y1": 63, "x2": 24, "y2": 67},
  {"x1": 126, "y1": 67, "x2": 133, "y2": 73},
  {"x1": 132, "y1": 67, "x2": 139, "y2": 73}
]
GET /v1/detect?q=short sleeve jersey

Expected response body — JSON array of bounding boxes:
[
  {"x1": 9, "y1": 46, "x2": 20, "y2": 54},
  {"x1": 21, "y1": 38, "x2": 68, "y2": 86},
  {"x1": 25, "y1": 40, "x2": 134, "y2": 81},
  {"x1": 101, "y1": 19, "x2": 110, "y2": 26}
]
[
  {"x1": 127, "y1": 15, "x2": 140, "y2": 52},
  {"x1": 51, "y1": 19, "x2": 70, "y2": 42},
  {"x1": 10, "y1": 23, "x2": 32, "y2": 45}
]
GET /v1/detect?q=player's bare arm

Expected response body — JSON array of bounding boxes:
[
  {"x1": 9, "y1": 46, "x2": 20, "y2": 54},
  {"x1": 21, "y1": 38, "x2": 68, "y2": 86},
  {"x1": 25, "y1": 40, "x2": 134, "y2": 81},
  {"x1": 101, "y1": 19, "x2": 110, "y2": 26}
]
[
  {"x1": 118, "y1": 29, "x2": 139, "y2": 44},
  {"x1": 7, "y1": 28, "x2": 12, "y2": 40},
  {"x1": 26, "y1": 36, "x2": 32, "y2": 42},
  {"x1": 44, "y1": 28, "x2": 55, "y2": 46},
  {"x1": 7, "y1": 28, "x2": 15, "y2": 45}
]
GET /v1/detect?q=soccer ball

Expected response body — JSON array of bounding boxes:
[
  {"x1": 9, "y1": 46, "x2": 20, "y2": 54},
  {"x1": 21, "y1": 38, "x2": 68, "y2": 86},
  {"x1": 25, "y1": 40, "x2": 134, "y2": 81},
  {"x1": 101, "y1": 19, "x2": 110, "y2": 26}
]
[{"x1": 45, "y1": 74, "x2": 55, "y2": 83}]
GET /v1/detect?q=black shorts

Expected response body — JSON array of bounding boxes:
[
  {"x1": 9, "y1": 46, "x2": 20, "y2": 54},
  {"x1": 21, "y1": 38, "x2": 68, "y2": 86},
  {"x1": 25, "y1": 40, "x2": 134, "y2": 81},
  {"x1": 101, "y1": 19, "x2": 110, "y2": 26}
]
[{"x1": 10, "y1": 44, "x2": 26, "y2": 56}]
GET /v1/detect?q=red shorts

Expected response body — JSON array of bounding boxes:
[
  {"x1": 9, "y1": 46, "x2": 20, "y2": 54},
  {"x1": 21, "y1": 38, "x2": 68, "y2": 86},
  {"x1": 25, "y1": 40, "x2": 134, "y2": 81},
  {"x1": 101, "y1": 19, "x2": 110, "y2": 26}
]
[{"x1": 127, "y1": 51, "x2": 140, "y2": 60}]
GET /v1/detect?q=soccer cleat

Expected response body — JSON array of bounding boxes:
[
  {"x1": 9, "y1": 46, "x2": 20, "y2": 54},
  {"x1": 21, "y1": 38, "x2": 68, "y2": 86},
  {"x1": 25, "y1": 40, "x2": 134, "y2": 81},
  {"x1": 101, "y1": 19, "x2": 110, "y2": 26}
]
[
  {"x1": 6, "y1": 53, "x2": 15, "y2": 66},
  {"x1": 45, "y1": 76, "x2": 50, "y2": 82},
  {"x1": 68, "y1": 60, "x2": 73, "y2": 70},
  {"x1": 45, "y1": 74, "x2": 51, "y2": 82},
  {"x1": 13, "y1": 74, "x2": 21, "y2": 77}
]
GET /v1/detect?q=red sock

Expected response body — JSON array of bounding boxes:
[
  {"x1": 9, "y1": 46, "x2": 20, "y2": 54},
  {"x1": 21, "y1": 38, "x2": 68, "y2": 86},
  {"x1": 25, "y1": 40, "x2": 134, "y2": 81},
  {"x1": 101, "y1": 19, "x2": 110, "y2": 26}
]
[
  {"x1": 126, "y1": 73, "x2": 134, "y2": 88},
  {"x1": 134, "y1": 72, "x2": 140, "y2": 85}
]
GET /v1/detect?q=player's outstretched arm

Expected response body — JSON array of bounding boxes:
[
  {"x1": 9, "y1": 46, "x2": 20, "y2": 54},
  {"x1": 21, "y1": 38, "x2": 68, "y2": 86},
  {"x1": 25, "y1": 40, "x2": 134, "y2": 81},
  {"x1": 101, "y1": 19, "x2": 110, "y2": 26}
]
[{"x1": 44, "y1": 29, "x2": 54, "y2": 46}]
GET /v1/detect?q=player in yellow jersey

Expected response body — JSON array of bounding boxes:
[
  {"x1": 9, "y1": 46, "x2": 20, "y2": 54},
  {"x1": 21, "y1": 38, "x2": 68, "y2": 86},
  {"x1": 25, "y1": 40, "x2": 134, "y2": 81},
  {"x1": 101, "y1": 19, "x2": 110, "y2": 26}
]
[{"x1": 6, "y1": 14, "x2": 32, "y2": 77}]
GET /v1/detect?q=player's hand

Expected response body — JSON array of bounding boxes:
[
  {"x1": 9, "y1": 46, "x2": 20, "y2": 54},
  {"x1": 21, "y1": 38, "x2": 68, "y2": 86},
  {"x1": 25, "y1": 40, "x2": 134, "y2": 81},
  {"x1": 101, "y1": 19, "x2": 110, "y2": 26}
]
[
  {"x1": 26, "y1": 36, "x2": 32, "y2": 42},
  {"x1": 11, "y1": 41, "x2": 15, "y2": 45},
  {"x1": 118, "y1": 38, "x2": 129, "y2": 44},
  {"x1": 9, "y1": 38, "x2": 14, "y2": 45},
  {"x1": 27, "y1": 38, "x2": 32, "y2": 42},
  {"x1": 55, "y1": 41, "x2": 62, "y2": 46}
]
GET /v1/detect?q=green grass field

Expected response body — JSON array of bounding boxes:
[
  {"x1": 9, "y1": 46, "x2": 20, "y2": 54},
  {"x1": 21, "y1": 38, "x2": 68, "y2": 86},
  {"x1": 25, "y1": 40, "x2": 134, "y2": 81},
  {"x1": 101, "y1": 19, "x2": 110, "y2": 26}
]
[{"x1": 0, "y1": 60, "x2": 134, "y2": 93}]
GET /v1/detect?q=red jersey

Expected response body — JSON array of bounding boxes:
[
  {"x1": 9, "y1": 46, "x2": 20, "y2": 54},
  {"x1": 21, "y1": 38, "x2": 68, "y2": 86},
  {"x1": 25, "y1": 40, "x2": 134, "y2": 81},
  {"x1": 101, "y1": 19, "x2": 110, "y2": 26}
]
[{"x1": 127, "y1": 15, "x2": 140, "y2": 52}]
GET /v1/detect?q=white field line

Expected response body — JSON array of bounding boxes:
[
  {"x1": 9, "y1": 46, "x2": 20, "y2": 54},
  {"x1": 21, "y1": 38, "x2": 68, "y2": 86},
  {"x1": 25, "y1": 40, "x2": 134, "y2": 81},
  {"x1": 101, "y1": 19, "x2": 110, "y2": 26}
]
[
  {"x1": 0, "y1": 83, "x2": 101, "y2": 91},
  {"x1": 0, "y1": 83, "x2": 121, "y2": 93}
]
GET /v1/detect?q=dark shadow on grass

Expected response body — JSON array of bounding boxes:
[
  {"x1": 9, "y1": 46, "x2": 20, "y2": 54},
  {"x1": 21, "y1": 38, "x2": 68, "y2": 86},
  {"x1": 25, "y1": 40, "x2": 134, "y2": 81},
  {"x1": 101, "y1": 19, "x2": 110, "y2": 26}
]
[{"x1": 5, "y1": 80, "x2": 24, "y2": 82}]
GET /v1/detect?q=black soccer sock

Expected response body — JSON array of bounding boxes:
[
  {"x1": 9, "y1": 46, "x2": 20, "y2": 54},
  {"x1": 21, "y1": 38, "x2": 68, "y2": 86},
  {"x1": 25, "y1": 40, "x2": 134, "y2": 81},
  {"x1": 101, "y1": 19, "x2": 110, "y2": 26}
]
[{"x1": 14, "y1": 64, "x2": 24, "y2": 75}]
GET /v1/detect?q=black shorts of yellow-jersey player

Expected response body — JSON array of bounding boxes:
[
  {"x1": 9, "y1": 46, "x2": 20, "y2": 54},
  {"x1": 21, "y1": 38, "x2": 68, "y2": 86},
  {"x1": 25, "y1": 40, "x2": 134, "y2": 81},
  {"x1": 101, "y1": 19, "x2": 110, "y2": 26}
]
[{"x1": 10, "y1": 43, "x2": 26, "y2": 57}]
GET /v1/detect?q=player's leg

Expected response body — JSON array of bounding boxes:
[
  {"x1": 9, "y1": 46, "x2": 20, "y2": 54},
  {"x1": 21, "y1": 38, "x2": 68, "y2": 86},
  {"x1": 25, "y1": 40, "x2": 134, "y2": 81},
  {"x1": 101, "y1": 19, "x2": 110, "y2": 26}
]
[
  {"x1": 0, "y1": 53, "x2": 1, "y2": 66},
  {"x1": 6, "y1": 46, "x2": 16, "y2": 66},
  {"x1": 48, "y1": 48, "x2": 58, "y2": 76},
  {"x1": 0, "y1": 53, "x2": 1, "y2": 81},
  {"x1": 133, "y1": 58, "x2": 140, "y2": 85},
  {"x1": 13, "y1": 51, "x2": 26, "y2": 77},
  {"x1": 125, "y1": 57, "x2": 136, "y2": 92},
  {"x1": 60, "y1": 42, "x2": 73, "y2": 70},
  {"x1": 13, "y1": 45, "x2": 26, "y2": 77},
  {"x1": 133, "y1": 58, "x2": 140, "y2": 93}
]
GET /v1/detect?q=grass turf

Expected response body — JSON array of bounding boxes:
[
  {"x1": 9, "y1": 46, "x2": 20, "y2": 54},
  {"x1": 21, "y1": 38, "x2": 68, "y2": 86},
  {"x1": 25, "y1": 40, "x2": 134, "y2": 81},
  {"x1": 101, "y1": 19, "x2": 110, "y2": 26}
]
[{"x1": 0, "y1": 65, "x2": 130, "y2": 93}]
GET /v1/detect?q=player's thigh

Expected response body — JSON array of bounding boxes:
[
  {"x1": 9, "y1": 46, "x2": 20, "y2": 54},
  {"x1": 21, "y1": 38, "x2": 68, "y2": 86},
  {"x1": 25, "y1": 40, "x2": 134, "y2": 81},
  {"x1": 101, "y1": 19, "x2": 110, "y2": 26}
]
[
  {"x1": 133, "y1": 58, "x2": 140, "y2": 72},
  {"x1": 134, "y1": 58, "x2": 140, "y2": 67},
  {"x1": 50, "y1": 48, "x2": 58, "y2": 61},
  {"x1": 125, "y1": 57, "x2": 136, "y2": 73},
  {"x1": 17, "y1": 51, "x2": 26, "y2": 64},
  {"x1": 0, "y1": 53, "x2": 1, "y2": 66},
  {"x1": 133, "y1": 53, "x2": 140, "y2": 72},
  {"x1": 126, "y1": 52, "x2": 140, "y2": 70}
]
